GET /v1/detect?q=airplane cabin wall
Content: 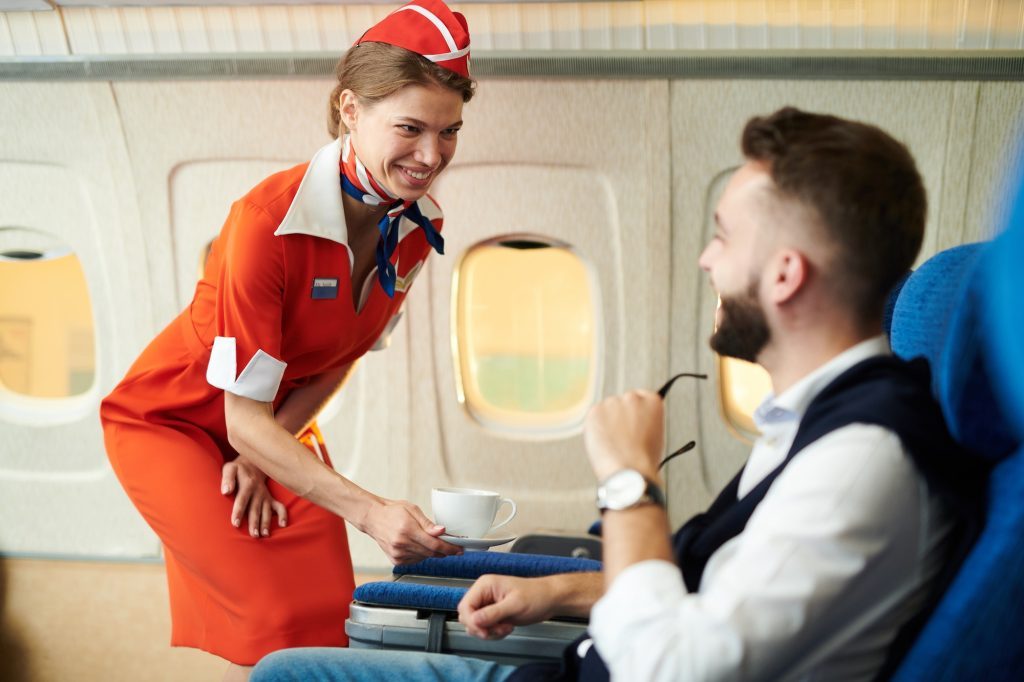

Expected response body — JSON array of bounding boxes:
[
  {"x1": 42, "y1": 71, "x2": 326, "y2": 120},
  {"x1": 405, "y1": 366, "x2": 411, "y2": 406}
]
[
  {"x1": 2, "y1": 7, "x2": 1023, "y2": 682},
  {"x1": 0, "y1": 81, "x2": 161, "y2": 557},
  {"x1": 2, "y1": 0, "x2": 1024, "y2": 573},
  {"x1": 1, "y1": 72, "x2": 1021, "y2": 568}
]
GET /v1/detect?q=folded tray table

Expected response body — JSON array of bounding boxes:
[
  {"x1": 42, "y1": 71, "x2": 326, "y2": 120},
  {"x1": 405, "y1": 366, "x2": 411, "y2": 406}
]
[{"x1": 346, "y1": 552, "x2": 600, "y2": 666}]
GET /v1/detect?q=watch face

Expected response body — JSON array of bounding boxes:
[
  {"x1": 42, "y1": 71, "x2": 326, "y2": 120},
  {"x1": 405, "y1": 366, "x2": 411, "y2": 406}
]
[{"x1": 604, "y1": 469, "x2": 647, "y2": 510}]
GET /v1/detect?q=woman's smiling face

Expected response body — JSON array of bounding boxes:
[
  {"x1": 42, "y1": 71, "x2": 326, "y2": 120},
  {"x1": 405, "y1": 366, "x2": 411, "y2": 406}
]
[{"x1": 340, "y1": 82, "x2": 464, "y2": 202}]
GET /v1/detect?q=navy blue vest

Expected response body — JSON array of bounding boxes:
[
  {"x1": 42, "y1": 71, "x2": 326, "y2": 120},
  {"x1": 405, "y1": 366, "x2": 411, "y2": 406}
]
[{"x1": 507, "y1": 356, "x2": 988, "y2": 682}]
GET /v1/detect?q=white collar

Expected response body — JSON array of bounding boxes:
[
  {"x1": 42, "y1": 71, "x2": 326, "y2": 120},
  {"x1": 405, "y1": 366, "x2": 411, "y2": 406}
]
[
  {"x1": 753, "y1": 335, "x2": 891, "y2": 430},
  {"x1": 274, "y1": 137, "x2": 443, "y2": 247},
  {"x1": 275, "y1": 138, "x2": 349, "y2": 245}
]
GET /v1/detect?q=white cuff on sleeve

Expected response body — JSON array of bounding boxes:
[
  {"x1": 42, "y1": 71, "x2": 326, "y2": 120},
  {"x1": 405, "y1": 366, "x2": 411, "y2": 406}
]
[
  {"x1": 371, "y1": 311, "x2": 404, "y2": 351},
  {"x1": 206, "y1": 336, "x2": 287, "y2": 402}
]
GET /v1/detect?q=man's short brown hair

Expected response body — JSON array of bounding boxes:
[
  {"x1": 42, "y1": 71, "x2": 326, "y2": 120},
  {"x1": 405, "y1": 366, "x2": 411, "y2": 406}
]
[{"x1": 741, "y1": 107, "x2": 926, "y2": 325}]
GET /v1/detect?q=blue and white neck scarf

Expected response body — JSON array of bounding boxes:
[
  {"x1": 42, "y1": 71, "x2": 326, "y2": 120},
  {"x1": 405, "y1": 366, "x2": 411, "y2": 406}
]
[{"x1": 339, "y1": 135, "x2": 444, "y2": 297}]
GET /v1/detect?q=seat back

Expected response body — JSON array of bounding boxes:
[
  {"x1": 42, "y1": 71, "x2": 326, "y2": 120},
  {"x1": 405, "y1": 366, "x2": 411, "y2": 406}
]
[
  {"x1": 891, "y1": 169, "x2": 1024, "y2": 680},
  {"x1": 890, "y1": 243, "x2": 1016, "y2": 458},
  {"x1": 985, "y1": 163, "x2": 1024, "y2": 442}
]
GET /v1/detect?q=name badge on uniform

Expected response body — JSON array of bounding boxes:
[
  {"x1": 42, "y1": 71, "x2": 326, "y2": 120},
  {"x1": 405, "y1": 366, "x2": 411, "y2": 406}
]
[{"x1": 311, "y1": 277, "x2": 339, "y2": 299}]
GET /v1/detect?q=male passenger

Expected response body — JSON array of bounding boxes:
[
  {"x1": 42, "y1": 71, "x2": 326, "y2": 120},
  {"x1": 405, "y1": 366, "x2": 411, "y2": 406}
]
[{"x1": 252, "y1": 108, "x2": 984, "y2": 681}]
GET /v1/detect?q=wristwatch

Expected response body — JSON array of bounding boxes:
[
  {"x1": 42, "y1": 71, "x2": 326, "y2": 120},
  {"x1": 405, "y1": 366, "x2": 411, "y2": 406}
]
[{"x1": 596, "y1": 469, "x2": 666, "y2": 513}]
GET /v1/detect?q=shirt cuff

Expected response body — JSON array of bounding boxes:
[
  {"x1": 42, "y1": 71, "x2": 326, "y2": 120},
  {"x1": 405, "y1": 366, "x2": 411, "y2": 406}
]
[
  {"x1": 206, "y1": 336, "x2": 287, "y2": 402},
  {"x1": 590, "y1": 560, "x2": 687, "y2": 662}
]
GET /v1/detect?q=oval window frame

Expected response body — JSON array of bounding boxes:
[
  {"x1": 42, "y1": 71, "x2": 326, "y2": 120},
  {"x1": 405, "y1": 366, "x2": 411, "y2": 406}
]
[
  {"x1": 0, "y1": 228, "x2": 100, "y2": 426},
  {"x1": 449, "y1": 233, "x2": 604, "y2": 441}
]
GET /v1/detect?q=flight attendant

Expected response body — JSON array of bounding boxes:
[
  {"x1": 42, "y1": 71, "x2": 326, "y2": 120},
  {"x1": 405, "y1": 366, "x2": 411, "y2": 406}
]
[{"x1": 99, "y1": 1, "x2": 473, "y2": 678}]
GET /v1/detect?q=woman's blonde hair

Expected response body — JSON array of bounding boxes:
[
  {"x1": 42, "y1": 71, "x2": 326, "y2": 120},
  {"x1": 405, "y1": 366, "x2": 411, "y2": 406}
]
[{"x1": 327, "y1": 42, "x2": 476, "y2": 138}]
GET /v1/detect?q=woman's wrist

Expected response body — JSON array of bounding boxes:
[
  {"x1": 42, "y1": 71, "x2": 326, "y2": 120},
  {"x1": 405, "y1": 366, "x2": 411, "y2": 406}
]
[{"x1": 346, "y1": 490, "x2": 385, "y2": 533}]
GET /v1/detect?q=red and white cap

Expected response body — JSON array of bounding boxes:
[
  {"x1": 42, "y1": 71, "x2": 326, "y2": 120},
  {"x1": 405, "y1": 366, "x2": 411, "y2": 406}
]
[{"x1": 356, "y1": 0, "x2": 471, "y2": 78}]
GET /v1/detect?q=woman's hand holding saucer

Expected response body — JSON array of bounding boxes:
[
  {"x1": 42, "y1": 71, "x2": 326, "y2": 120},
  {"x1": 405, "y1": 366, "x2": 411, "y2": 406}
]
[
  {"x1": 221, "y1": 456, "x2": 288, "y2": 538},
  {"x1": 363, "y1": 498, "x2": 463, "y2": 564}
]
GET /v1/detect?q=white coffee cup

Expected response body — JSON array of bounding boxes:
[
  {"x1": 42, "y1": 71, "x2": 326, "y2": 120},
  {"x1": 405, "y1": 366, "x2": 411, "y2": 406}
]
[{"x1": 431, "y1": 487, "x2": 517, "y2": 538}]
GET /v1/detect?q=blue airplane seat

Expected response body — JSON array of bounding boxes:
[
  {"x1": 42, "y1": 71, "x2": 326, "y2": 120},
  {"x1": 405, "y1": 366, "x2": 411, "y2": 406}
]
[
  {"x1": 888, "y1": 191, "x2": 1024, "y2": 677},
  {"x1": 346, "y1": 552, "x2": 598, "y2": 663},
  {"x1": 985, "y1": 164, "x2": 1024, "y2": 441},
  {"x1": 890, "y1": 243, "x2": 1016, "y2": 458}
]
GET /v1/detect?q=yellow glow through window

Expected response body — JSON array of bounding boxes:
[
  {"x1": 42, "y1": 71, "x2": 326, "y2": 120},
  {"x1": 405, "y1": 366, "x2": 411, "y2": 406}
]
[
  {"x1": 0, "y1": 250, "x2": 95, "y2": 398},
  {"x1": 719, "y1": 355, "x2": 773, "y2": 441},
  {"x1": 453, "y1": 239, "x2": 600, "y2": 436}
]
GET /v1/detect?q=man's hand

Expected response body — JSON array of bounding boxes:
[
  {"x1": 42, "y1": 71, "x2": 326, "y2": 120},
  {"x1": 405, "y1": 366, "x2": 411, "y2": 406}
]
[
  {"x1": 221, "y1": 456, "x2": 288, "y2": 537},
  {"x1": 458, "y1": 575, "x2": 561, "y2": 640},
  {"x1": 584, "y1": 390, "x2": 666, "y2": 481}
]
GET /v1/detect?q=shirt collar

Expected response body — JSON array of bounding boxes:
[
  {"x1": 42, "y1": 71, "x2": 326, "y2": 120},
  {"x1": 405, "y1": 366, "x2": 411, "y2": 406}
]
[
  {"x1": 273, "y1": 137, "x2": 443, "y2": 247},
  {"x1": 275, "y1": 138, "x2": 350, "y2": 245},
  {"x1": 753, "y1": 335, "x2": 891, "y2": 430}
]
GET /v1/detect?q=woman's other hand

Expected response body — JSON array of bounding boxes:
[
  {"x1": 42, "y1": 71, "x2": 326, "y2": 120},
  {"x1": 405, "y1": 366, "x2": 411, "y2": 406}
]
[
  {"x1": 221, "y1": 457, "x2": 288, "y2": 538},
  {"x1": 362, "y1": 499, "x2": 462, "y2": 564}
]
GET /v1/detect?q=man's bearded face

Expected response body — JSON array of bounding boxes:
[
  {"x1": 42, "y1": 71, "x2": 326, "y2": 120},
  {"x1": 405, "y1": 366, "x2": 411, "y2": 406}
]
[{"x1": 710, "y1": 278, "x2": 770, "y2": 364}]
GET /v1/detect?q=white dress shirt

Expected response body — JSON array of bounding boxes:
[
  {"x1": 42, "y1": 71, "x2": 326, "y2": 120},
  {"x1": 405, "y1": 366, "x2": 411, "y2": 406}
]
[{"x1": 590, "y1": 337, "x2": 953, "y2": 682}]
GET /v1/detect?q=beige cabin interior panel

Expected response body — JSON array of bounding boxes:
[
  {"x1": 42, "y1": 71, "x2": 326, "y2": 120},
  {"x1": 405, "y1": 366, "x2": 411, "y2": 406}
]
[
  {"x1": 966, "y1": 83, "x2": 1024, "y2": 244},
  {"x1": 0, "y1": 82, "x2": 158, "y2": 557}
]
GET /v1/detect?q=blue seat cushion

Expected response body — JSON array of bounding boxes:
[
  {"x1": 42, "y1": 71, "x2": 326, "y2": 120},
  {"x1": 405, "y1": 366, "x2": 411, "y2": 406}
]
[
  {"x1": 394, "y1": 552, "x2": 601, "y2": 580},
  {"x1": 354, "y1": 553, "x2": 602, "y2": 612},
  {"x1": 353, "y1": 581, "x2": 467, "y2": 611}
]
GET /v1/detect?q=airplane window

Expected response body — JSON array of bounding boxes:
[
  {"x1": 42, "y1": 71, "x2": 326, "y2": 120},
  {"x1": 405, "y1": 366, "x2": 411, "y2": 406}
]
[
  {"x1": 453, "y1": 236, "x2": 601, "y2": 437},
  {"x1": 719, "y1": 352, "x2": 773, "y2": 442},
  {"x1": 0, "y1": 235, "x2": 95, "y2": 399}
]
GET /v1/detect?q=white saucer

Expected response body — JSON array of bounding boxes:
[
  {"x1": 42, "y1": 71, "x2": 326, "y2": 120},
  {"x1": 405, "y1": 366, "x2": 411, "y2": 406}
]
[{"x1": 440, "y1": 534, "x2": 517, "y2": 550}]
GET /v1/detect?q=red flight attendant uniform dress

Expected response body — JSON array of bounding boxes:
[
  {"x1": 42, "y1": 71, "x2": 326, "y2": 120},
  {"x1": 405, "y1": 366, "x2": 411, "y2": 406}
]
[{"x1": 99, "y1": 137, "x2": 441, "y2": 664}]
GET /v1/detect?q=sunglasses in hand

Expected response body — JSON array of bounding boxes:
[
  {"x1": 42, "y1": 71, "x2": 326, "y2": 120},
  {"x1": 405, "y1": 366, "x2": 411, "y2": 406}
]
[{"x1": 656, "y1": 372, "x2": 707, "y2": 471}]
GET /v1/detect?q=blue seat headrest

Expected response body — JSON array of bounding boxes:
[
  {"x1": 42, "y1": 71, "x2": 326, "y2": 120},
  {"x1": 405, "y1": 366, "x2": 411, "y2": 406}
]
[
  {"x1": 891, "y1": 243, "x2": 1016, "y2": 459},
  {"x1": 984, "y1": 167, "x2": 1024, "y2": 441}
]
